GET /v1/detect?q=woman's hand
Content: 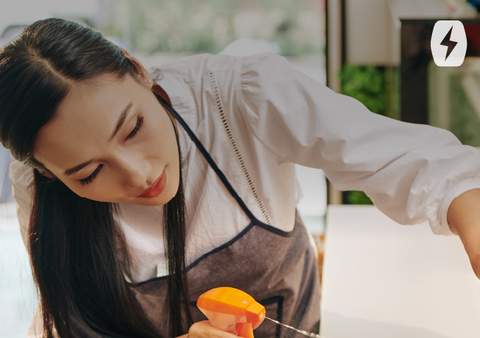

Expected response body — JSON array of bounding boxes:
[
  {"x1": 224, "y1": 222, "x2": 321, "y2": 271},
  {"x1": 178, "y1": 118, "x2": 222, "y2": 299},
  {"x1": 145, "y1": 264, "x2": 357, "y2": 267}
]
[
  {"x1": 177, "y1": 320, "x2": 239, "y2": 338},
  {"x1": 447, "y1": 188, "x2": 480, "y2": 279}
]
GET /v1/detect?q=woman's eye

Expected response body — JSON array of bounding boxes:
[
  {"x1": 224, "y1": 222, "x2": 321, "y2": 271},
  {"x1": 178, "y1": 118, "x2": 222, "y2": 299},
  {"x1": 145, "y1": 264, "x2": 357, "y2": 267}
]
[
  {"x1": 79, "y1": 164, "x2": 103, "y2": 186},
  {"x1": 126, "y1": 116, "x2": 144, "y2": 140}
]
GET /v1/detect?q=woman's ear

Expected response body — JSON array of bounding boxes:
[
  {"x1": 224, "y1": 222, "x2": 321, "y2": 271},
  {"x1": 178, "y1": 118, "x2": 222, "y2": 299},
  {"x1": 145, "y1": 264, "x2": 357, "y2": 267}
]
[{"x1": 120, "y1": 47, "x2": 153, "y2": 87}]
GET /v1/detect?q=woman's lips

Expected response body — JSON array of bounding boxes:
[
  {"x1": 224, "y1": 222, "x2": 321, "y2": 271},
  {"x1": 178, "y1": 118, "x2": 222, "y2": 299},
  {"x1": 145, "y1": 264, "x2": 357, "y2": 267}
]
[{"x1": 139, "y1": 169, "x2": 166, "y2": 198}]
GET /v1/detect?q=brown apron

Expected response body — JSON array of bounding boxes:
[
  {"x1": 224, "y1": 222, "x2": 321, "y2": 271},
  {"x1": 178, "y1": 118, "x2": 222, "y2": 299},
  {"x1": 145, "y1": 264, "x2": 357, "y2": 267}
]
[{"x1": 131, "y1": 101, "x2": 320, "y2": 338}]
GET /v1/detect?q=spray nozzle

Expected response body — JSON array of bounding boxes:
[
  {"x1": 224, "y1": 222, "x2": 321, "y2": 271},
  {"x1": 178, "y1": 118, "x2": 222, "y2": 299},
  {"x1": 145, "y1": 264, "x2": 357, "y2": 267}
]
[{"x1": 197, "y1": 287, "x2": 265, "y2": 338}]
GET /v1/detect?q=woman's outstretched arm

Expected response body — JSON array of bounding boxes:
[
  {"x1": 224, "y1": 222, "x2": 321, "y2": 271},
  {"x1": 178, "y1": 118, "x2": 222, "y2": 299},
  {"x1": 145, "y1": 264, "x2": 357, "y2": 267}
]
[{"x1": 239, "y1": 52, "x2": 480, "y2": 279}]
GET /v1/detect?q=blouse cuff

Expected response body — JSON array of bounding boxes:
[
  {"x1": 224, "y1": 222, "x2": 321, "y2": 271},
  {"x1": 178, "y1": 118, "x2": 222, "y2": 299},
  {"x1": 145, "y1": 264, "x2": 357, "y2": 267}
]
[{"x1": 435, "y1": 177, "x2": 480, "y2": 236}]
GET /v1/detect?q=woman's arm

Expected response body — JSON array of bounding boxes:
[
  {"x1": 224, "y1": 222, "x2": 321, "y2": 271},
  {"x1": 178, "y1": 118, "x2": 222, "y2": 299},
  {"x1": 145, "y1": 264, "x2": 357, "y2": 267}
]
[
  {"x1": 239, "y1": 52, "x2": 480, "y2": 278},
  {"x1": 447, "y1": 188, "x2": 480, "y2": 278}
]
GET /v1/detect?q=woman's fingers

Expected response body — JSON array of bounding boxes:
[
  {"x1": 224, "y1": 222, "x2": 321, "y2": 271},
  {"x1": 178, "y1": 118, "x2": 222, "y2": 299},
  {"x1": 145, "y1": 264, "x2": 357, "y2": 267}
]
[
  {"x1": 252, "y1": 317, "x2": 265, "y2": 330},
  {"x1": 188, "y1": 320, "x2": 239, "y2": 338},
  {"x1": 447, "y1": 188, "x2": 480, "y2": 279},
  {"x1": 457, "y1": 228, "x2": 480, "y2": 279},
  {"x1": 469, "y1": 251, "x2": 480, "y2": 280}
]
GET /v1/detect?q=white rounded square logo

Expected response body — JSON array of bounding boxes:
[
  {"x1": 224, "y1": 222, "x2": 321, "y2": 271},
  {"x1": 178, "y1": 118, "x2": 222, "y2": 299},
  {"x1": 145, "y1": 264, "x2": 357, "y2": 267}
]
[{"x1": 431, "y1": 20, "x2": 467, "y2": 67}]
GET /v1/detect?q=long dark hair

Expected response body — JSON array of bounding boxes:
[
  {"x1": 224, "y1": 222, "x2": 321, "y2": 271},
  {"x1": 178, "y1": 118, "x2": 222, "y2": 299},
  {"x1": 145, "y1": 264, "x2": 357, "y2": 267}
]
[{"x1": 0, "y1": 18, "x2": 191, "y2": 337}]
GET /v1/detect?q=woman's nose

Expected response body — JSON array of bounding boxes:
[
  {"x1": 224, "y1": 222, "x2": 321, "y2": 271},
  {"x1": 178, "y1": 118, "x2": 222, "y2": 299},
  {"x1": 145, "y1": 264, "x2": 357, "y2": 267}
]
[{"x1": 117, "y1": 157, "x2": 151, "y2": 189}]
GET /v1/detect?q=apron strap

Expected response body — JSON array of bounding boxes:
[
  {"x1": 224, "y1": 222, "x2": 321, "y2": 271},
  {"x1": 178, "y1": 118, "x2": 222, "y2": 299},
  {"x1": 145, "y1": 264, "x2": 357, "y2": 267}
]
[{"x1": 157, "y1": 94, "x2": 269, "y2": 227}]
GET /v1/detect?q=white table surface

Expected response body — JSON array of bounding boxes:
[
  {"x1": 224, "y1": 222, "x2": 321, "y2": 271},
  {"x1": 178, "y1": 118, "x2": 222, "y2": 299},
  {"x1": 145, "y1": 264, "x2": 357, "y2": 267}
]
[{"x1": 320, "y1": 205, "x2": 480, "y2": 338}]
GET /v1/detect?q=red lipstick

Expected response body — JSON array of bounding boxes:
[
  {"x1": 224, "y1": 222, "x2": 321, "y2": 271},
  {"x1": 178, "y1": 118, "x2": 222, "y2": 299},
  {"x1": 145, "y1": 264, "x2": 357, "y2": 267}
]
[{"x1": 139, "y1": 169, "x2": 166, "y2": 198}]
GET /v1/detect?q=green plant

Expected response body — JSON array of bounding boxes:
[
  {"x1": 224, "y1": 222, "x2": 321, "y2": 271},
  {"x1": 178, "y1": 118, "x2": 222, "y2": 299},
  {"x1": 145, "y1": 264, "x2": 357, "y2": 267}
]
[
  {"x1": 344, "y1": 190, "x2": 373, "y2": 205},
  {"x1": 338, "y1": 63, "x2": 386, "y2": 115}
]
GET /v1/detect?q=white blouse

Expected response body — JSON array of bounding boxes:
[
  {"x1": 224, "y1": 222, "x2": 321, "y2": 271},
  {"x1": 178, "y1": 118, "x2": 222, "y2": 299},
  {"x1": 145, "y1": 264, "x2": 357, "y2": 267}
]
[{"x1": 10, "y1": 52, "x2": 480, "y2": 285}]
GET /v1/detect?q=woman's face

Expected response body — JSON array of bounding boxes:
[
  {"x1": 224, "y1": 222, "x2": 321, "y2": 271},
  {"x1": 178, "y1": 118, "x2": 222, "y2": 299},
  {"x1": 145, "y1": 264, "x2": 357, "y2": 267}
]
[{"x1": 34, "y1": 73, "x2": 180, "y2": 206}]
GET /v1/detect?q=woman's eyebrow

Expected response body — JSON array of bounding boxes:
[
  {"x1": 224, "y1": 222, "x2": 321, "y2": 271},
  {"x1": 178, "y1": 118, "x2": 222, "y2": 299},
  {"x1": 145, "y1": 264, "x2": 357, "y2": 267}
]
[
  {"x1": 64, "y1": 160, "x2": 94, "y2": 177},
  {"x1": 63, "y1": 102, "x2": 133, "y2": 177},
  {"x1": 110, "y1": 102, "x2": 133, "y2": 141}
]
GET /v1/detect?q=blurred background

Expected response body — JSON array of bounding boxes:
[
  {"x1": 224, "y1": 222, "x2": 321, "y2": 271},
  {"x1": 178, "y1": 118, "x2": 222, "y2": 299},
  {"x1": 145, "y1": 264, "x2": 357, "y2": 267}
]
[{"x1": 3, "y1": 0, "x2": 480, "y2": 336}]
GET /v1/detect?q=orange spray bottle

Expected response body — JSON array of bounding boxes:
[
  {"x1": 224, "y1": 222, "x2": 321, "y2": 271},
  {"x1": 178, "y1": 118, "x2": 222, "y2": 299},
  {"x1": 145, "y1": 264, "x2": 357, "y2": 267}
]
[{"x1": 197, "y1": 287, "x2": 266, "y2": 338}]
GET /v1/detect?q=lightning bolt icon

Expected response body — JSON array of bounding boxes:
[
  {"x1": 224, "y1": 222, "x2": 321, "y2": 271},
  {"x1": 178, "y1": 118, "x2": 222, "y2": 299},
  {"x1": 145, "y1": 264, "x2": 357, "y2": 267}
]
[{"x1": 440, "y1": 26, "x2": 458, "y2": 61}]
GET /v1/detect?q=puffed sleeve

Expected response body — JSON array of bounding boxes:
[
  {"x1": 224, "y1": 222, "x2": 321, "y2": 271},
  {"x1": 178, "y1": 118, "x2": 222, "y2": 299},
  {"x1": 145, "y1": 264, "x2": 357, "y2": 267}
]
[
  {"x1": 8, "y1": 157, "x2": 34, "y2": 250},
  {"x1": 239, "y1": 52, "x2": 480, "y2": 235}
]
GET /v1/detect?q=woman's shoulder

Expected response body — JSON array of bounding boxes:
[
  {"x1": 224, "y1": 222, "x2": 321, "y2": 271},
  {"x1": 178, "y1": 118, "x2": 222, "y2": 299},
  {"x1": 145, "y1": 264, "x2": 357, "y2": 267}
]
[
  {"x1": 9, "y1": 158, "x2": 34, "y2": 189},
  {"x1": 157, "y1": 53, "x2": 243, "y2": 78},
  {"x1": 151, "y1": 50, "x2": 287, "y2": 96}
]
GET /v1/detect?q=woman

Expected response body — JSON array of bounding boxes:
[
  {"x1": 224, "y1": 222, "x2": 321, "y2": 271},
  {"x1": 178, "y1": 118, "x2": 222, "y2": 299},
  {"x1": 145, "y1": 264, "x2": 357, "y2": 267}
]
[{"x1": 1, "y1": 18, "x2": 480, "y2": 338}]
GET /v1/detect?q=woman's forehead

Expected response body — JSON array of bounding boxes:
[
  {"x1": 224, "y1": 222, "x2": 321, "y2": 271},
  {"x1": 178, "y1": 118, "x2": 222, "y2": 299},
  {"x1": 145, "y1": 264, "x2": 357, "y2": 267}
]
[
  {"x1": 33, "y1": 74, "x2": 142, "y2": 171},
  {"x1": 41, "y1": 74, "x2": 134, "y2": 140}
]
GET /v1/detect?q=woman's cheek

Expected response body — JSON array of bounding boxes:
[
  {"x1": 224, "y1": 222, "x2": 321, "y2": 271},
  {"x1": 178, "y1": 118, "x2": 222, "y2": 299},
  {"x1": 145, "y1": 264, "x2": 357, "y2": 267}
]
[{"x1": 78, "y1": 182, "x2": 115, "y2": 202}]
